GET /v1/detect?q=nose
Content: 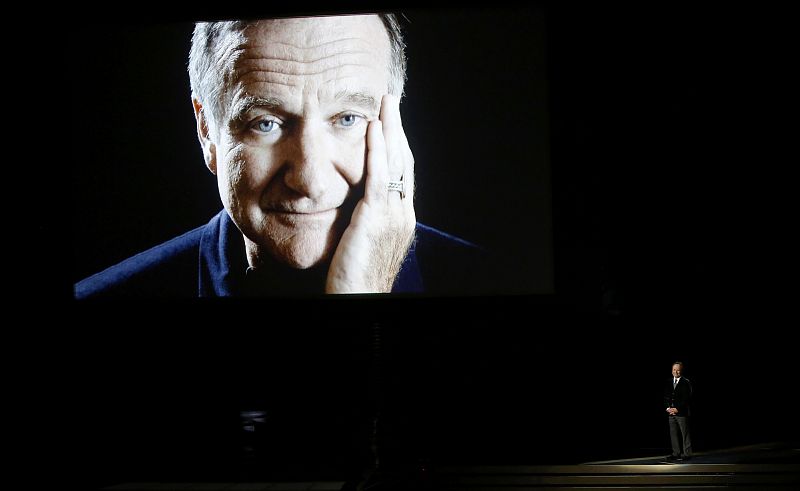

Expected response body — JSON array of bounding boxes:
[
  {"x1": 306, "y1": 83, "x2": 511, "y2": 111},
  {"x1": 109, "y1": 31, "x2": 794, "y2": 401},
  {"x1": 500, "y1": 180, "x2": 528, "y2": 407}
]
[{"x1": 283, "y1": 123, "x2": 333, "y2": 200}]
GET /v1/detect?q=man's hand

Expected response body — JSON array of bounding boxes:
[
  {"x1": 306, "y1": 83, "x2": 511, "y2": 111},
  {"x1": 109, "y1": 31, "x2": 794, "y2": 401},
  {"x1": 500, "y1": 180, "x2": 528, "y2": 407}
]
[
  {"x1": 667, "y1": 407, "x2": 678, "y2": 415},
  {"x1": 326, "y1": 94, "x2": 416, "y2": 293}
]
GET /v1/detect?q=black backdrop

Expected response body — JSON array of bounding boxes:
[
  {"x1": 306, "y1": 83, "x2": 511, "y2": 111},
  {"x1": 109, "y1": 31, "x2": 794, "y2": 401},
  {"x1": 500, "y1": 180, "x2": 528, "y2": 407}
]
[{"x1": 71, "y1": 2, "x2": 799, "y2": 488}]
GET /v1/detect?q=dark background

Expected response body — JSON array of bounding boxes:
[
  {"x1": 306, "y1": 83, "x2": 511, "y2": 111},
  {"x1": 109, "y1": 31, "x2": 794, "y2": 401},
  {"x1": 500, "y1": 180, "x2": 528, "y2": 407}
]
[{"x1": 71, "y1": 2, "x2": 798, "y2": 488}]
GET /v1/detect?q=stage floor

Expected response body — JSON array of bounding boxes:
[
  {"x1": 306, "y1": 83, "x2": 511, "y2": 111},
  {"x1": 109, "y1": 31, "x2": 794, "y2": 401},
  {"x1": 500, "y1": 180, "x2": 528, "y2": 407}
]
[{"x1": 101, "y1": 441, "x2": 800, "y2": 490}]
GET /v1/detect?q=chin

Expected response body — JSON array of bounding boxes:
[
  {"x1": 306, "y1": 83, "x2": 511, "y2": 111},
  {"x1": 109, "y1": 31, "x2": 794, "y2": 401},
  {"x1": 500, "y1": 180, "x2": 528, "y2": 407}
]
[
  {"x1": 252, "y1": 212, "x2": 344, "y2": 270},
  {"x1": 278, "y1": 249, "x2": 330, "y2": 270},
  {"x1": 269, "y1": 231, "x2": 337, "y2": 270}
]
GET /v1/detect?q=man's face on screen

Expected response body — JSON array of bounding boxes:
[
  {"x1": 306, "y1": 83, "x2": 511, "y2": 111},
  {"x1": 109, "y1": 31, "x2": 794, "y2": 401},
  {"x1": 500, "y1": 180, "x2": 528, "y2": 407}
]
[{"x1": 204, "y1": 15, "x2": 391, "y2": 269}]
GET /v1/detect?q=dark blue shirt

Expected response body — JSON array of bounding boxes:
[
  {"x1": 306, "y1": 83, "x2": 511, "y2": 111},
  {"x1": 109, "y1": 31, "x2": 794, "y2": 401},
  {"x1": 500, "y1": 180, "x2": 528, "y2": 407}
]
[{"x1": 75, "y1": 210, "x2": 495, "y2": 298}]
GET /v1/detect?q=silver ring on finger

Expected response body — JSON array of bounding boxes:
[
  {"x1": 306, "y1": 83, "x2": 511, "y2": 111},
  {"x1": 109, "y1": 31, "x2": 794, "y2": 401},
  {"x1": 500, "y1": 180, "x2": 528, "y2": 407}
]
[{"x1": 388, "y1": 179, "x2": 405, "y2": 199}]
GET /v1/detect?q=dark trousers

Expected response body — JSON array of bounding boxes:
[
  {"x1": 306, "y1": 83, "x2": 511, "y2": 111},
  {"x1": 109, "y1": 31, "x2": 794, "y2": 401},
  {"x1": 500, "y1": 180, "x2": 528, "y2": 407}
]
[{"x1": 668, "y1": 415, "x2": 692, "y2": 457}]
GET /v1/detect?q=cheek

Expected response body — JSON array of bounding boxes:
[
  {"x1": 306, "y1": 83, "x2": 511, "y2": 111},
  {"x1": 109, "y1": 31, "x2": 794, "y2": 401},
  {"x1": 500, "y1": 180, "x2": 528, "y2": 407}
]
[
  {"x1": 219, "y1": 145, "x2": 274, "y2": 200},
  {"x1": 337, "y1": 133, "x2": 367, "y2": 185}
]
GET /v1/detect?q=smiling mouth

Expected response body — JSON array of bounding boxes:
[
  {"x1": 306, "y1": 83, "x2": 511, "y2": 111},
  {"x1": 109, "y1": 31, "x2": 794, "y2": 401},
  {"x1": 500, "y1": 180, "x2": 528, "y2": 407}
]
[
  {"x1": 266, "y1": 208, "x2": 342, "y2": 226},
  {"x1": 265, "y1": 195, "x2": 359, "y2": 222},
  {"x1": 269, "y1": 208, "x2": 337, "y2": 216}
]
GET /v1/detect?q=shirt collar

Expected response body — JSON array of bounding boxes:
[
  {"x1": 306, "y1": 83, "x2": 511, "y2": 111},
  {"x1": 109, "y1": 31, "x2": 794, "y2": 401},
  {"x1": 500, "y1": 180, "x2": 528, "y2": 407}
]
[{"x1": 198, "y1": 210, "x2": 247, "y2": 297}]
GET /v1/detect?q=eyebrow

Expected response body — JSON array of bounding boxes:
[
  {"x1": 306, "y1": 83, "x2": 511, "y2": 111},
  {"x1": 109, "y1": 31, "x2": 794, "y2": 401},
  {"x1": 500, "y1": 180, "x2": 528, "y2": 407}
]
[
  {"x1": 335, "y1": 90, "x2": 379, "y2": 113},
  {"x1": 229, "y1": 95, "x2": 284, "y2": 122},
  {"x1": 229, "y1": 91, "x2": 379, "y2": 124}
]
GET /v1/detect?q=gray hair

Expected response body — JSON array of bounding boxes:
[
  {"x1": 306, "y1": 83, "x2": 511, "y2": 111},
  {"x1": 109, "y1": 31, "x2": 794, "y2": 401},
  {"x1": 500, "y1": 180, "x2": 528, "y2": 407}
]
[{"x1": 188, "y1": 13, "x2": 407, "y2": 135}]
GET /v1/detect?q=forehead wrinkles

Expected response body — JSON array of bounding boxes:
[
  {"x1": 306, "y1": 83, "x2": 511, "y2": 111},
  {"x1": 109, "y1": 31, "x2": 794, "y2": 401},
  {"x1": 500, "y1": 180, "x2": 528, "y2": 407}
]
[
  {"x1": 234, "y1": 42, "x2": 386, "y2": 82},
  {"x1": 233, "y1": 18, "x2": 389, "y2": 82}
]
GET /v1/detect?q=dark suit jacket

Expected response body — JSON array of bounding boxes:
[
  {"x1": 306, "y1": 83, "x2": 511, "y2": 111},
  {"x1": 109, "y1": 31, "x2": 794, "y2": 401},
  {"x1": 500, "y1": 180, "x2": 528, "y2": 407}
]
[
  {"x1": 664, "y1": 377, "x2": 692, "y2": 416},
  {"x1": 75, "y1": 209, "x2": 498, "y2": 298}
]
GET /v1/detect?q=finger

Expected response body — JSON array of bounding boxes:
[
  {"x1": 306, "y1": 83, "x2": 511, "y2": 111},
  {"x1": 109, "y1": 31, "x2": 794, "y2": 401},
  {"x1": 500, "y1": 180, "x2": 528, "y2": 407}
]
[
  {"x1": 381, "y1": 94, "x2": 415, "y2": 208},
  {"x1": 364, "y1": 119, "x2": 388, "y2": 205},
  {"x1": 379, "y1": 95, "x2": 406, "y2": 208},
  {"x1": 380, "y1": 94, "x2": 405, "y2": 181},
  {"x1": 402, "y1": 130, "x2": 415, "y2": 207},
  {"x1": 396, "y1": 103, "x2": 415, "y2": 209}
]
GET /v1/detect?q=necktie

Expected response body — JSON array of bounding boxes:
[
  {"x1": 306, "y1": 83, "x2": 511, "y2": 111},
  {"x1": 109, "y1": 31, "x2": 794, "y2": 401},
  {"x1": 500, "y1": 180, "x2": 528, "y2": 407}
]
[{"x1": 673, "y1": 378, "x2": 677, "y2": 388}]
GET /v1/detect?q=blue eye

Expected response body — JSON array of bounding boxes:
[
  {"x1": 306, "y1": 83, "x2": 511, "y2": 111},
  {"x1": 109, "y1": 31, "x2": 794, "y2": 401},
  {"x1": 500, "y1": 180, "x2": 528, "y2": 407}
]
[
  {"x1": 337, "y1": 114, "x2": 360, "y2": 127},
  {"x1": 254, "y1": 119, "x2": 278, "y2": 133}
]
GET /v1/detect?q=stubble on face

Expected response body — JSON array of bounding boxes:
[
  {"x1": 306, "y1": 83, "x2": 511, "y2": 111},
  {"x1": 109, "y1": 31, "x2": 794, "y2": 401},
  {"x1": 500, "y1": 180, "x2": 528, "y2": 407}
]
[{"x1": 213, "y1": 15, "x2": 390, "y2": 270}]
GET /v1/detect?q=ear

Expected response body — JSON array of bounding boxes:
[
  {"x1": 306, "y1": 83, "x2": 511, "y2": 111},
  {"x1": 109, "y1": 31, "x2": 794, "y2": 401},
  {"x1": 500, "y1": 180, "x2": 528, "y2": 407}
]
[{"x1": 192, "y1": 98, "x2": 217, "y2": 175}]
